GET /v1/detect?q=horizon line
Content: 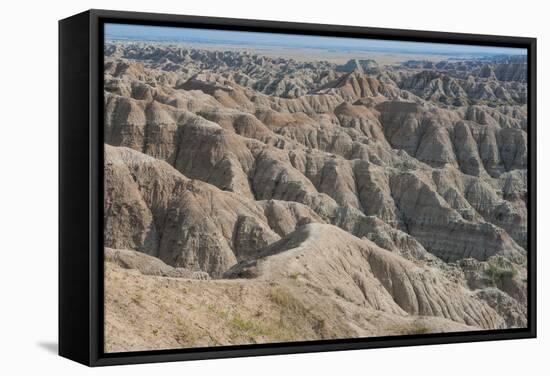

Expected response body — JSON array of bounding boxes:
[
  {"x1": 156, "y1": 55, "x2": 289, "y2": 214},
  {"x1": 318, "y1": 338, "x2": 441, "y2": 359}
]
[{"x1": 104, "y1": 23, "x2": 527, "y2": 57}]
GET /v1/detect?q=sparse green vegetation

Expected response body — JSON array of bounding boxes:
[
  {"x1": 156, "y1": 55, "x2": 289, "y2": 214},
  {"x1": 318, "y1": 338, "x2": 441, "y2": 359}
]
[
  {"x1": 392, "y1": 321, "x2": 431, "y2": 336},
  {"x1": 269, "y1": 287, "x2": 306, "y2": 315},
  {"x1": 314, "y1": 204, "x2": 334, "y2": 222},
  {"x1": 288, "y1": 272, "x2": 302, "y2": 280},
  {"x1": 407, "y1": 324, "x2": 430, "y2": 335},
  {"x1": 173, "y1": 317, "x2": 198, "y2": 346},
  {"x1": 206, "y1": 303, "x2": 229, "y2": 319},
  {"x1": 268, "y1": 286, "x2": 336, "y2": 339},
  {"x1": 485, "y1": 257, "x2": 517, "y2": 285},
  {"x1": 286, "y1": 181, "x2": 303, "y2": 191},
  {"x1": 230, "y1": 315, "x2": 256, "y2": 332},
  {"x1": 195, "y1": 110, "x2": 211, "y2": 119}
]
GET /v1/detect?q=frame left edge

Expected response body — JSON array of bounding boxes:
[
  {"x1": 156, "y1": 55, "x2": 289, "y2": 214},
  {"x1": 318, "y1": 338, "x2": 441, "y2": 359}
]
[
  {"x1": 89, "y1": 9, "x2": 103, "y2": 367},
  {"x1": 59, "y1": 10, "x2": 93, "y2": 366}
]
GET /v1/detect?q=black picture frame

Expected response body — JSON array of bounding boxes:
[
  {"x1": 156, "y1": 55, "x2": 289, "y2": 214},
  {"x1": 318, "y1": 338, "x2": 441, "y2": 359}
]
[{"x1": 59, "y1": 9, "x2": 537, "y2": 367}]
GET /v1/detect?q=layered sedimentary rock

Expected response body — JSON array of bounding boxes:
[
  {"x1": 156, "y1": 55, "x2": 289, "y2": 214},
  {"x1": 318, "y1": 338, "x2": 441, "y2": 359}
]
[{"x1": 103, "y1": 43, "x2": 529, "y2": 352}]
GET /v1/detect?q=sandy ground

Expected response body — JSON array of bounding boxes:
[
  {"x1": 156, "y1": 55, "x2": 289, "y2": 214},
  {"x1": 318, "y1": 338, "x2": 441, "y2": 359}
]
[{"x1": 104, "y1": 259, "x2": 477, "y2": 353}]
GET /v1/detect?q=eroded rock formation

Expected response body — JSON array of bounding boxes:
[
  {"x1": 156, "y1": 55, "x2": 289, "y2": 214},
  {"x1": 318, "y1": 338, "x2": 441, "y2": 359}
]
[{"x1": 103, "y1": 43, "x2": 529, "y2": 352}]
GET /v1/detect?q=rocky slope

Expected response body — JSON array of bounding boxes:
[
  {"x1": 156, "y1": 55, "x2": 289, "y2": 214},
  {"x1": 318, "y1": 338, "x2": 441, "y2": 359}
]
[{"x1": 103, "y1": 42, "x2": 529, "y2": 352}]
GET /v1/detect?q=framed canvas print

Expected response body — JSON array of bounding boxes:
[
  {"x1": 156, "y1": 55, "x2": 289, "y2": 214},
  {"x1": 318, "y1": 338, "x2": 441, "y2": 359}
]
[{"x1": 59, "y1": 9, "x2": 536, "y2": 366}]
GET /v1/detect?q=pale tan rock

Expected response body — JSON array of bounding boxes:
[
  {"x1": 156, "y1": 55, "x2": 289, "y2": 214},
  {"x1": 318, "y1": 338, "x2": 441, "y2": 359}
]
[
  {"x1": 227, "y1": 223, "x2": 503, "y2": 329},
  {"x1": 105, "y1": 247, "x2": 209, "y2": 279}
]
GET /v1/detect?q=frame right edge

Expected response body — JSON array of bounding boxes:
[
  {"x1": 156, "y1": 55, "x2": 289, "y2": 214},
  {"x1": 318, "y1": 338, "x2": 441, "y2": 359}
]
[{"x1": 527, "y1": 37, "x2": 537, "y2": 339}]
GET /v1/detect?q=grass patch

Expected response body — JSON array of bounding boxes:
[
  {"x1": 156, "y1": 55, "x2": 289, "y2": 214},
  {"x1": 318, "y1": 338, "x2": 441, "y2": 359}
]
[
  {"x1": 288, "y1": 272, "x2": 302, "y2": 280},
  {"x1": 286, "y1": 181, "x2": 304, "y2": 190},
  {"x1": 207, "y1": 304, "x2": 229, "y2": 320},
  {"x1": 195, "y1": 111, "x2": 211, "y2": 119},
  {"x1": 407, "y1": 324, "x2": 430, "y2": 335},
  {"x1": 392, "y1": 321, "x2": 431, "y2": 336},
  {"x1": 269, "y1": 287, "x2": 307, "y2": 315},
  {"x1": 230, "y1": 314, "x2": 270, "y2": 339},
  {"x1": 231, "y1": 315, "x2": 257, "y2": 332},
  {"x1": 268, "y1": 286, "x2": 333, "y2": 339},
  {"x1": 485, "y1": 257, "x2": 517, "y2": 285},
  {"x1": 173, "y1": 317, "x2": 198, "y2": 346}
]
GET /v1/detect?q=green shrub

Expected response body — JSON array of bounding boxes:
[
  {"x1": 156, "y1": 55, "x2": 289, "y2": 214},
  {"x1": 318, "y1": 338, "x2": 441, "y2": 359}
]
[{"x1": 485, "y1": 257, "x2": 517, "y2": 285}]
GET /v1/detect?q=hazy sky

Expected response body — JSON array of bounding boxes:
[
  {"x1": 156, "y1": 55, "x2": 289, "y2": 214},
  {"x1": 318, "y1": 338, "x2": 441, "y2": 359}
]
[{"x1": 105, "y1": 23, "x2": 526, "y2": 57}]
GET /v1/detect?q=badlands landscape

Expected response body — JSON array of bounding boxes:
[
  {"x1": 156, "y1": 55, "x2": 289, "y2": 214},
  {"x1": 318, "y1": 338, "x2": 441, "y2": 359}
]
[{"x1": 103, "y1": 39, "x2": 529, "y2": 352}]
